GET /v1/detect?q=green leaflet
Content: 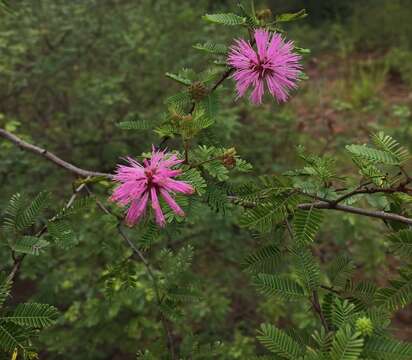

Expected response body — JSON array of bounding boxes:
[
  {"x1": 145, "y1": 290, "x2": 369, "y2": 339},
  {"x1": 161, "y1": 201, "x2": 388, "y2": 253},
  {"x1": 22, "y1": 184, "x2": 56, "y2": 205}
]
[
  {"x1": 290, "y1": 245, "x2": 321, "y2": 291},
  {"x1": 376, "y1": 271, "x2": 412, "y2": 311},
  {"x1": 202, "y1": 13, "x2": 246, "y2": 26},
  {"x1": 116, "y1": 119, "x2": 151, "y2": 131},
  {"x1": 255, "y1": 274, "x2": 305, "y2": 299},
  {"x1": 240, "y1": 193, "x2": 301, "y2": 233},
  {"x1": 47, "y1": 221, "x2": 77, "y2": 250},
  {"x1": 363, "y1": 336, "x2": 412, "y2": 359},
  {"x1": 12, "y1": 236, "x2": 49, "y2": 256},
  {"x1": 2, "y1": 303, "x2": 59, "y2": 328},
  {"x1": 387, "y1": 229, "x2": 412, "y2": 257},
  {"x1": 257, "y1": 324, "x2": 305, "y2": 359},
  {"x1": 293, "y1": 207, "x2": 323, "y2": 244},
  {"x1": 372, "y1": 132, "x2": 410, "y2": 165},
  {"x1": 329, "y1": 325, "x2": 363, "y2": 360},
  {"x1": 346, "y1": 144, "x2": 400, "y2": 166},
  {"x1": 242, "y1": 245, "x2": 282, "y2": 274},
  {"x1": 193, "y1": 41, "x2": 227, "y2": 55},
  {"x1": 15, "y1": 192, "x2": 48, "y2": 231}
]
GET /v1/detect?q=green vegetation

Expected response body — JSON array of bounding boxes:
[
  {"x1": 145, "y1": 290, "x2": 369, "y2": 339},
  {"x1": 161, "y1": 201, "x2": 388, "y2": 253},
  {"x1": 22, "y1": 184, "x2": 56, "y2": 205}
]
[{"x1": 1, "y1": 1, "x2": 412, "y2": 359}]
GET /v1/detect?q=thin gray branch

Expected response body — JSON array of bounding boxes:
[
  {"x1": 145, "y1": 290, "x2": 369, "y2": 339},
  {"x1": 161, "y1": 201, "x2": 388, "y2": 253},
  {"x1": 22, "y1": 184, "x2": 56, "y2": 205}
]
[
  {"x1": 7, "y1": 182, "x2": 87, "y2": 283},
  {"x1": 298, "y1": 201, "x2": 412, "y2": 225},
  {"x1": 84, "y1": 185, "x2": 176, "y2": 359},
  {"x1": 0, "y1": 128, "x2": 112, "y2": 178},
  {"x1": 3, "y1": 127, "x2": 412, "y2": 226}
]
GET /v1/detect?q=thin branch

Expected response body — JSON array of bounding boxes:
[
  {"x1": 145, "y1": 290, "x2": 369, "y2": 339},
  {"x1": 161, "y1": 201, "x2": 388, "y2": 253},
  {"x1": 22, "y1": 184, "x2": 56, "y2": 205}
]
[
  {"x1": 333, "y1": 184, "x2": 412, "y2": 205},
  {"x1": 211, "y1": 67, "x2": 234, "y2": 92},
  {"x1": 4, "y1": 127, "x2": 412, "y2": 226},
  {"x1": 0, "y1": 129, "x2": 112, "y2": 178},
  {"x1": 6, "y1": 182, "x2": 86, "y2": 283},
  {"x1": 298, "y1": 201, "x2": 412, "y2": 225},
  {"x1": 320, "y1": 285, "x2": 341, "y2": 295},
  {"x1": 84, "y1": 185, "x2": 176, "y2": 359},
  {"x1": 311, "y1": 290, "x2": 329, "y2": 331},
  {"x1": 284, "y1": 219, "x2": 329, "y2": 331}
]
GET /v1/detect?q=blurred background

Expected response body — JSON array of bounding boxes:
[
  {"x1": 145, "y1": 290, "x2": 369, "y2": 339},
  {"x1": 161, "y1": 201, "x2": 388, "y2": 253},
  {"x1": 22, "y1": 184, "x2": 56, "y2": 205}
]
[{"x1": 1, "y1": 0, "x2": 412, "y2": 358}]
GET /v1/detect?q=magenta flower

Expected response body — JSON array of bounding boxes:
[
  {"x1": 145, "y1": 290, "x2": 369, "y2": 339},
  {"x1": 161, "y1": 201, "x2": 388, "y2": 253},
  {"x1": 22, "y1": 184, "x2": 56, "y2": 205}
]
[
  {"x1": 227, "y1": 29, "x2": 302, "y2": 104},
  {"x1": 110, "y1": 148, "x2": 194, "y2": 227}
]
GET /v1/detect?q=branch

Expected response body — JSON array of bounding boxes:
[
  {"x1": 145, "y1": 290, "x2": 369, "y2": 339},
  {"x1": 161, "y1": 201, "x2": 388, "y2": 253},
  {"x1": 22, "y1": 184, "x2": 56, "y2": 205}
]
[
  {"x1": 298, "y1": 201, "x2": 412, "y2": 225},
  {"x1": 84, "y1": 185, "x2": 177, "y2": 359},
  {"x1": 0, "y1": 129, "x2": 112, "y2": 178},
  {"x1": 284, "y1": 219, "x2": 329, "y2": 331},
  {"x1": 6, "y1": 182, "x2": 87, "y2": 283},
  {"x1": 4, "y1": 127, "x2": 412, "y2": 226},
  {"x1": 311, "y1": 290, "x2": 330, "y2": 331},
  {"x1": 333, "y1": 184, "x2": 412, "y2": 205}
]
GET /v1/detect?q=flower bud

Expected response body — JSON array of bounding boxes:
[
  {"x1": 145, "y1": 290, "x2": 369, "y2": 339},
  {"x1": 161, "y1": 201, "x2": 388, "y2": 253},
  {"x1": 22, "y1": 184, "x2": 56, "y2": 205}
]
[
  {"x1": 355, "y1": 317, "x2": 373, "y2": 336},
  {"x1": 222, "y1": 148, "x2": 237, "y2": 169},
  {"x1": 189, "y1": 81, "x2": 208, "y2": 101},
  {"x1": 256, "y1": 9, "x2": 272, "y2": 21}
]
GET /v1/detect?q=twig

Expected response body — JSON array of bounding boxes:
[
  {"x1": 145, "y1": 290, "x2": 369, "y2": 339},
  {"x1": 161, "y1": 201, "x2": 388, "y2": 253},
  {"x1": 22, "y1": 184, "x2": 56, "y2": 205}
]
[
  {"x1": 84, "y1": 185, "x2": 177, "y2": 359},
  {"x1": 284, "y1": 219, "x2": 329, "y2": 331},
  {"x1": 0, "y1": 129, "x2": 112, "y2": 178},
  {"x1": 298, "y1": 201, "x2": 412, "y2": 225},
  {"x1": 6, "y1": 183, "x2": 87, "y2": 283},
  {"x1": 333, "y1": 183, "x2": 412, "y2": 205},
  {"x1": 311, "y1": 290, "x2": 329, "y2": 331},
  {"x1": 4, "y1": 128, "x2": 412, "y2": 226},
  {"x1": 211, "y1": 68, "x2": 234, "y2": 92},
  {"x1": 320, "y1": 285, "x2": 341, "y2": 295}
]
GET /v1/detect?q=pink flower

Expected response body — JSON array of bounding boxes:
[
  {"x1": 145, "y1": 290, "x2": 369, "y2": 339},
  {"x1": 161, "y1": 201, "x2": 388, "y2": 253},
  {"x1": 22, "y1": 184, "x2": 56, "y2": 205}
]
[
  {"x1": 227, "y1": 29, "x2": 302, "y2": 104},
  {"x1": 110, "y1": 148, "x2": 194, "y2": 227}
]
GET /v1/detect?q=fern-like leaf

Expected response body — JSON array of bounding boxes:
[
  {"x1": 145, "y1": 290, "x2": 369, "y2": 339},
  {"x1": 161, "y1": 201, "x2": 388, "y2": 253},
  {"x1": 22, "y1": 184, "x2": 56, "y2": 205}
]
[
  {"x1": 362, "y1": 336, "x2": 412, "y2": 359},
  {"x1": 346, "y1": 144, "x2": 401, "y2": 166},
  {"x1": 240, "y1": 194, "x2": 301, "y2": 233},
  {"x1": 47, "y1": 221, "x2": 77, "y2": 249},
  {"x1": 116, "y1": 119, "x2": 151, "y2": 131},
  {"x1": 293, "y1": 207, "x2": 323, "y2": 244},
  {"x1": 1, "y1": 193, "x2": 24, "y2": 233},
  {"x1": 179, "y1": 168, "x2": 206, "y2": 195},
  {"x1": 193, "y1": 41, "x2": 227, "y2": 55},
  {"x1": 387, "y1": 229, "x2": 412, "y2": 257},
  {"x1": 372, "y1": 132, "x2": 410, "y2": 165},
  {"x1": 257, "y1": 324, "x2": 304, "y2": 359},
  {"x1": 329, "y1": 325, "x2": 363, "y2": 360},
  {"x1": 332, "y1": 299, "x2": 357, "y2": 328},
  {"x1": 165, "y1": 72, "x2": 192, "y2": 85},
  {"x1": 242, "y1": 245, "x2": 282, "y2": 274},
  {"x1": 291, "y1": 245, "x2": 320, "y2": 291},
  {"x1": 0, "y1": 323, "x2": 26, "y2": 352},
  {"x1": 255, "y1": 274, "x2": 305, "y2": 299},
  {"x1": 2, "y1": 303, "x2": 59, "y2": 328},
  {"x1": 16, "y1": 192, "x2": 48, "y2": 231},
  {"x1": 12, "y1": 236, "x2": 49, "y2": 256},
  {"x1": 376, "y1": 271, "x2": 412, "y2": 311},
  {"x1": 203, "y1": 13, "x2": 246, "y2": 26},
  {"x1": 328, "y1": 255, "x2": 355, "y2": 289}
]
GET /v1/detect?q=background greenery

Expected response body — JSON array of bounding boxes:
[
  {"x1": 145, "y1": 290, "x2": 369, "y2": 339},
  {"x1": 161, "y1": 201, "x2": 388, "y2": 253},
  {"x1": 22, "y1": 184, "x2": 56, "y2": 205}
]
[{"x1": 1, "y1": 0, "x2": 412, "y2": 358}]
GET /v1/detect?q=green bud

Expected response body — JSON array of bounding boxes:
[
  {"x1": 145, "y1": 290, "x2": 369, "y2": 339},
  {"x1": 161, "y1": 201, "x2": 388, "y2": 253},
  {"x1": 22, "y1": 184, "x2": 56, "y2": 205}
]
[{"x1": 355, "y1": 317, "x2": 373, "y2": 336}]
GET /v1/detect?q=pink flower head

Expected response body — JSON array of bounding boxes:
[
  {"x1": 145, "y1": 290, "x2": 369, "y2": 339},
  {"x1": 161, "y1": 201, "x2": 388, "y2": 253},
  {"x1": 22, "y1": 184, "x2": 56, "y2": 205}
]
[
  {"x1": 110, "y1": 148, "x2": 194, "y2": 227},
  {"x1": 228, "y1": 29, "x2": 302, "y2": 104}
]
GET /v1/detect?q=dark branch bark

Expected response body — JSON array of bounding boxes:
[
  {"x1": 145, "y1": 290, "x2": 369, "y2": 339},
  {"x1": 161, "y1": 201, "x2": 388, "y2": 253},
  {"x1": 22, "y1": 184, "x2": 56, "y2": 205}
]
[{"x1": 311, "y1": 290, "x2": 329, "y2": 331}]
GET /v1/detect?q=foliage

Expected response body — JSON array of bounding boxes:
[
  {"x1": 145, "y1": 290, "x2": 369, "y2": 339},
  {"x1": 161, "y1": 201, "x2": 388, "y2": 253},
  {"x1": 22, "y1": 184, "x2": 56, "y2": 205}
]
[{"x1": 1, "y1": 1, "x2": 412, "y2": 359}]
